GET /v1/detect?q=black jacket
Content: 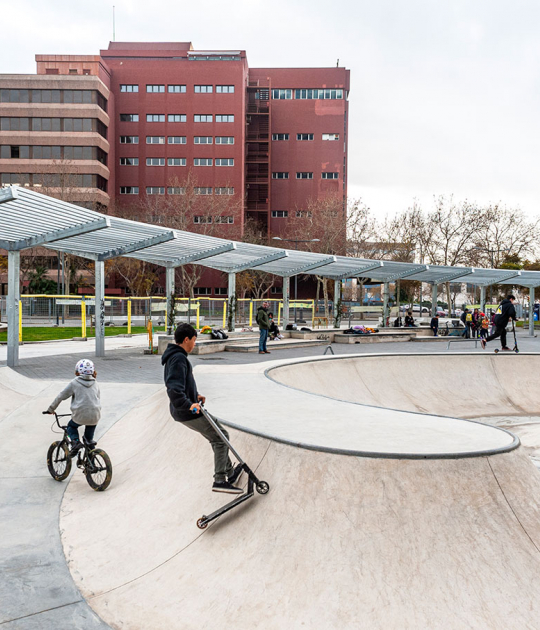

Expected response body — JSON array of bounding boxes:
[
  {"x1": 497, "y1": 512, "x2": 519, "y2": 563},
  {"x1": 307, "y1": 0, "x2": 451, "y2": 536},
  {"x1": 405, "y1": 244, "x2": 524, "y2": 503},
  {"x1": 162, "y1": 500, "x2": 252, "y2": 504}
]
[
  {"x1": 495, "y1": 299, "x2": 517, "y2": 327},
  {"x1": 162, "y1": 343, "x2": 199, "y2": 422}
]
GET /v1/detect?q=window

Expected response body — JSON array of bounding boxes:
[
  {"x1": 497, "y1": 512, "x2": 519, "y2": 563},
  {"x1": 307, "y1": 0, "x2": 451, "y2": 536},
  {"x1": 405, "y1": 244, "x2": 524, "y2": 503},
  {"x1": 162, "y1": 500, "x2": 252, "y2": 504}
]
[
  {"x1": 146, "y1": 186, "x2": 165, "y2": 195},
  {"x1": 120, "y1": 114, "x2": 139, "y2": 122},
  {"x1": 216, "y1": 85, "x2": 235, "y2": 93},
  {"x1": 146, "y1": 158, "x2": 165, "y2": 166},
  {"x1": 168, "y1": 85, "x2": 186, "y2": 93},
  {"x1": 295, "y1": 89, "x2": 344, "y2": 100},
  {"x1": 119, "y1": 157, "x2": 139, "y2": 165},
  {"x1": 322, "y1": 172, "x2": 339, "y2": 179},
  {"x1": 45, "y1": 68, "x2": 59, "y2": 75},
  {"x1": 295, "y1": 210, "x2": 313, "y2": 218},
  {"x1": 167, "y1": 158, "x2": 186, "y2": 166},
  {"x1": 69, "y1": 69, "x2": 78, "y2": 75},
  {"x1": 33, "y1": 146, "x2": 61, "y2": 159},
  {"x1": 193, "y1": 286, "x2": 211, "y2": 294},
  {"x1": 64, "y1": 146, "x2": 92, "y2": 160},
  {"x1": 297, "y1": 133, "x2": 314, "y2": 141},
  {"x1": 120, "y1": 186, "x2": 139, "y2": 194},
  {"x1": 215, "y1": 115, "x2": 234, "y2": 122},
  {"x1": 194, "y1": 158, "x2": 213, "y2": 166},
  {"x1": 146, "y1": 114, "x2": 165, "y2": 122},
  {"x1": 146, "y1": 85, "x2": 165, "y2": 93},
  {"x1": 168, "y1": 136, "x2": 186, "y2": 144},
  {"x1": 272, "y1": 89, "x2": 293, "y2": 100},
  {"x1": 214, "y1": 287, "x2": 228, "y2": 295},
  {"x1": 215, "y1": 187, "x2": 234, "y2": 195},
  {"x1": 194, "y1": 114, "x2": 213, "y2": 123},
  {"x1": 64, "y1": 90, "x2": 94, "y2": 104},
  {"x1": 146, "y1": 136, "x2": 165, "y2": 144},
  {"x1": 120, "y1": 85, "x2": 138, "y2": 93},
  {"x1": 215, "y1": 158, "x2": 234, "y2": 166},
  {"x1": 296, "y1": 172, "x2": 313, "y2": 179},
  {"x1": 167, "y1": 186, "x2": 186, "y2": 195},
  {"x1": 272, "y1": 133, "x2": 289, "y2": 141},
  {"x1": 194, "y1": 136, "x2": 213, "y2": 144},
  {"x1": 168, "y1": 114, "x2": 187, "y2": 123},
  {"x1": 272, "y1": 172, "x2": 289, "y2": 179},
  {"x1": 120, "y1": 136, "x2": 139, "y2": 144},
  {"x1": 1, "y1": 173, "x2": 30, "y2": 185},
  {"x1": 271, "y1": 210, "x2": 288, "y2": 218},
  {"x1": 194, "y1": 85, "x2": 213, "y2": 93},
  {"x1": 322, "y1": 133, "x2": 339, "y2": 141},
  {"x1": 194, "y1": 188, "x2": 213, "y2": 195},
  {"x1": 215, "y1": 136, "x2": 234, "y2": 144},
  {"x1": 194, "y1": 216, "x2": 213, "y2": 223},
  {"x1": 63, "y1": 118, "x2": 92, "y2": 132},
  {"x1": 214, "y1": 216, "x2": 234, "y2": 224},
  {"x1": 271, "y1": 286, "x2": 283, "y2": 294},
  {"x1": 1, "y1": 118, "x2": 29, "y2": 131}
]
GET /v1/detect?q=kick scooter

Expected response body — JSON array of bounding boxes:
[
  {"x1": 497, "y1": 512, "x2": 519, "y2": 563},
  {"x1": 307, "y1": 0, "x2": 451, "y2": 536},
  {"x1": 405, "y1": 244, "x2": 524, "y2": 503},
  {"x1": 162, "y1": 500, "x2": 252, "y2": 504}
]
[
  {"x1": 494, "y1": 321, "x2": 519, "y2": 354},
  {"x1": 195, "y1": 404, "x2": 270, "y2": 530}
]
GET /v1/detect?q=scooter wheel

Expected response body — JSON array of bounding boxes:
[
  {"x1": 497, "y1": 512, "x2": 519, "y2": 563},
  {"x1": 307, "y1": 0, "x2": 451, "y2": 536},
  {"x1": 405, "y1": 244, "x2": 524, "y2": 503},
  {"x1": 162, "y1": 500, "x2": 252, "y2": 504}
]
[
  {"x1": 494, "y1": 349, "x2": 499, "y2": 354},
  {"x1": 197, "y1": 517, "x2": 208, "y2": 530},
  {"x1": 515, "y1": 348, "x2": 520, "y2": 354},
  {"x1": 256, "y1": 481, "x2": 270, "y2": 495}
]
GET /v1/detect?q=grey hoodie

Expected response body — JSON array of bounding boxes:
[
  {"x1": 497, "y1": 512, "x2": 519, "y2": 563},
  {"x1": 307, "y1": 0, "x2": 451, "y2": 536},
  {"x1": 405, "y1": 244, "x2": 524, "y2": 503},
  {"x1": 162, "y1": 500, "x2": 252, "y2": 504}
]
[{"x1": 47, "y1": 375, "x2": 101, "y2": 425}]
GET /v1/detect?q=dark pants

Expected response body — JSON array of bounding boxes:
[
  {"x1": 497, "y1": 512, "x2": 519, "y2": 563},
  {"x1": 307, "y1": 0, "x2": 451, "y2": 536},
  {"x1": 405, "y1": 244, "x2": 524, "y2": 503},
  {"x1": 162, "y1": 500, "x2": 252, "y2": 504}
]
[
  {"x1": 66, "y1": 420, "x2": 96, "y2": 443},
  {"x1": 259, "y1": 328, "x2": 268, "y2": 352},
  {"x1": 486, "y1": 325, "x2": 507, "y2": 348},
  {"x1": 183, "y1": 415, "x2": 233, "y2": 483},
  {"x1": 462, "y1": 323, "x2": 471, "y2": 338},
  {"x1": 431, "y1": 326, "x2": 438, "y2": 336}
]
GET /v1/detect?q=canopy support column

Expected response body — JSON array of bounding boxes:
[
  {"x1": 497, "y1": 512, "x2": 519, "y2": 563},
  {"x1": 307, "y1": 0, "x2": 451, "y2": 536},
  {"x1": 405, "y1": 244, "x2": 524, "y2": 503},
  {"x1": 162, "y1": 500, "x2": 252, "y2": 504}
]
[
  {"x1": 282, "y1": 277, "x2": 290, "y2": 329},
  {"x1": 333, "y1": 279, "x2": 342, "y2": 328},
  {"x1": 530, "y1": 287, "x2": 535, "y2": 337},
  {"x1": 7, "y1": 250, "x2": 20, "y2": 367},
  {"x1": 382, "y1": 282, "x2": 389, "y2": 328},
  {"x1": 396, "y1": 279, "x2": 400, "y2": 326},
  {"x1": 431, "y1": 283, "x2": 438, "y2": 317},
  {"x1": 95, "y1": 260, "x2": 105, "y2": 358},
  {"x1": 480, "y1": 286, "x2": 486, "y2": 315},
  {"x1": 227, "y1": 272, "x2": 236, "y2": 333},
  {"x1": 166, "y1": 267, "x2": 175, "y2": 335}
]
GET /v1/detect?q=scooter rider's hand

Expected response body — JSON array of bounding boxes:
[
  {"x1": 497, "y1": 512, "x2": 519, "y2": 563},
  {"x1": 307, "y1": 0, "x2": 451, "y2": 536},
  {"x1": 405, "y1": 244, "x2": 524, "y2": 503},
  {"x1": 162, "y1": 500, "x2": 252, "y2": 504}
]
[
  {"x1": 190, "y1": 402, "x2": 201, "y2": 414},
  {"x1": 197, "y1": 395, "x2": 206, "y2": 405}
]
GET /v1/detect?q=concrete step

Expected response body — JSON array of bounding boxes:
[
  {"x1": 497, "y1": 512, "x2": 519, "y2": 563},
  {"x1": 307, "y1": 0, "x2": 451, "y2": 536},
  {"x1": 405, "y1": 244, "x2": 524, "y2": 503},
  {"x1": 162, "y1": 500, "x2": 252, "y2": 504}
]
[
  {"x1": 334, "y1": 332, "x2": 415, "y2": 344},
  {"x1": 224, "y1": 338, "x2": 329, "y2": 353}
]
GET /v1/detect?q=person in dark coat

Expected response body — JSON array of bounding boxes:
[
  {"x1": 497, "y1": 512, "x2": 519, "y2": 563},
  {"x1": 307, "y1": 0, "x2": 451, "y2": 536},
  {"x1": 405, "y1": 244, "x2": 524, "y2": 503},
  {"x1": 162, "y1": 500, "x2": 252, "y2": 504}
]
[
  {"x1": 162, "y1": 323, "x2": 243, "y2": 494},
  {"x1": 430, "y1": 314, "x2": 440, "y2": 336},
  {"x1": 481, "y1": 296, "x2": 517, "y2": 351},
  {"x1": 404, "y1": 311, "x2": 416, "y2": 327}
]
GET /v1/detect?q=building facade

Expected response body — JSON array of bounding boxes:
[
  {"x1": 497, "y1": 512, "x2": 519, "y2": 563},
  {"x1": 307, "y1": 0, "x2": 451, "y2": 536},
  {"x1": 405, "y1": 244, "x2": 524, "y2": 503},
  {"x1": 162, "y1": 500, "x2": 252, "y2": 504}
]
[{"x1": 0, "y1": 42, "x2": 350, "y2": 296}]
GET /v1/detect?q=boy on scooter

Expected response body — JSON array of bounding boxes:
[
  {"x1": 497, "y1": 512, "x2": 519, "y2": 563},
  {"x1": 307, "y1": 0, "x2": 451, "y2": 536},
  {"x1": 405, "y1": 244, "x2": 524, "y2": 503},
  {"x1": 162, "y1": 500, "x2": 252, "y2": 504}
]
[{"x1": 481, "y1": 295, "x2": 517, "y2": 351}]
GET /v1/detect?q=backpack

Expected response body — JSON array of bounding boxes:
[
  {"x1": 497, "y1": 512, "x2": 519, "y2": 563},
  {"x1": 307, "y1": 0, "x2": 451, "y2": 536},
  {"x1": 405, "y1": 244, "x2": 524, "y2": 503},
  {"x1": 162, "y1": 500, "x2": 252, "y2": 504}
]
[
  {"x1": 217, "y1": 329, "x2": 228, "y2": 340},
  {"x1": 466, "y1": 312, "x2": 472, "y2": 322}
]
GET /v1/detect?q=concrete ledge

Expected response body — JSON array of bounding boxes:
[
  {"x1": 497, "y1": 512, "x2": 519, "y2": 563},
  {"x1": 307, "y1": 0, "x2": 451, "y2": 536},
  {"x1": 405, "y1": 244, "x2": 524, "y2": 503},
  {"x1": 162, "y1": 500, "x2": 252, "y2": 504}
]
[{"x1": 334, "y1": 332, "x2": 414, "y2": 344}]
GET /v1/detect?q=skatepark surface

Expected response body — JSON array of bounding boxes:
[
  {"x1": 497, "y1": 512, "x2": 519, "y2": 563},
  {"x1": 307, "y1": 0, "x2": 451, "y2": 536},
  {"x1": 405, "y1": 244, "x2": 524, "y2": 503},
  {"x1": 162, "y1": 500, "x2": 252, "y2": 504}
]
[{"x1": 3, "y1": 351, "x2": 540, "y2": 628}]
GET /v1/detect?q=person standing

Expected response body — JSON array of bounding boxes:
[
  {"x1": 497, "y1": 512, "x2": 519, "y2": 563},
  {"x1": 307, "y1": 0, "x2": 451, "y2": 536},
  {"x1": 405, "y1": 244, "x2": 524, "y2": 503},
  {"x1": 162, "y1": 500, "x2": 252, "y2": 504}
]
[
  {"x1": 461, "y1": 308, "x2": 471, "y2": 338},
  {"x1": 471, "y1": 308, "x2": 480, "y2": 338},
  {"x1": 481, "y1": 295, "x2": 517, "y2": 351},
  {"x1": 256, "y1": 301, "x2": 271, "y2": 354}
]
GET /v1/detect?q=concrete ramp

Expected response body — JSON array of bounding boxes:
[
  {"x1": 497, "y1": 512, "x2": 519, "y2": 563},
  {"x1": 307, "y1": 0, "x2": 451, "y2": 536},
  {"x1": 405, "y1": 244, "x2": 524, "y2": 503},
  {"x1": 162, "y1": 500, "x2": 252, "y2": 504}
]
[{"x1": 58, "y1": 356, "x2": 540, "y2": 629}]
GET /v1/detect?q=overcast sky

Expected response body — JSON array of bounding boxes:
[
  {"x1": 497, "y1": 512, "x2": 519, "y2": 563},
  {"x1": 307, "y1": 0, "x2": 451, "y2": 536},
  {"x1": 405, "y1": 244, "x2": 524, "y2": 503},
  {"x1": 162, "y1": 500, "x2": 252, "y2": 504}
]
[{"x1": 3, "y1": 0, "x2": 539, "y2": 219}]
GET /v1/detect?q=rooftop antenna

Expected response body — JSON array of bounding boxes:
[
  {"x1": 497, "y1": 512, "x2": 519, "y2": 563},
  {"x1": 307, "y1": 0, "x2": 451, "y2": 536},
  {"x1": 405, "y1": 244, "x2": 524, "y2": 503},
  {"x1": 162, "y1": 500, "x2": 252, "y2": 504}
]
[
  {"x1": 336, "y1": 58, "x2": 339, "y2": 67},
  {"x1": 113, "y1": 5, "x2": 116, "y2": 42}
]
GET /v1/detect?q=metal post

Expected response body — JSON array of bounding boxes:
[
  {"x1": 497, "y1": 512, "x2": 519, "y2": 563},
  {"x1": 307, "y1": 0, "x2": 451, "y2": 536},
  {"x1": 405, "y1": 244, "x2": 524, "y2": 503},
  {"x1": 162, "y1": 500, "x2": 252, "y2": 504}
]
[
  {"x1": 282, "y1": 277, "x2": 290, "y2": 329},
  {"x1": 333, "y1": 279, "x2": 342, "y2": 328},
  {"x1": 227, "y1": 272, "x2": 236, "y2": 333},
  {"x1": 431, "y1": 283, "x2": 438, "y2": 317},
  {"x1": 529, "y1": 287, "x2": 535, "y2": 337},
  {"x1": 166, "y1": 267, "x2": 175, "y2": 335},
  {"x1": 294, "y1": 275, "x2": 298, "y2": 322},
  {"x1": 480, "y1": 286, "x2": 486, "y2": 315},
  {"x1": 396, "y1": 279, "x2": 401, "y2": 326},
  {"x1": 61, "y1": 251, "x2": 66, "y2": 324},
  {"x1": 7, "y1": 250, "x2": 20, "y2": 367},
  {"x1": 382, "y1": 282, "x2": 389, "y2": 328},
  {"x1": 95, "y1": 260, "x2": 105, "y2": 358}
]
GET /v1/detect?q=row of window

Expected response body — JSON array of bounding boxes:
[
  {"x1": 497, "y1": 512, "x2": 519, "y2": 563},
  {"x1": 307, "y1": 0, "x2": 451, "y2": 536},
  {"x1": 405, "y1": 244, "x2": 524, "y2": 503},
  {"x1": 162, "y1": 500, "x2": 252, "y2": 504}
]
[
  {"x1": 119, "y1": 186, "x2": 234, "y2": 196},
  {"x1": 121, "y1": 157, "x2": 235, "y2": 167},
  {"x1": 0, "y1": 117, "x2": 107, "y2": 138},
  {"x1": 120, "y1": 114, "x2": 235, "y2": 123},
  {"x1": 129, "y1": 135, "x2": 235, "y2": 145},
  {"x1": 0, "y1": 89, "x2": 107, "y2": 111},
  {"x1": 271, "y1": 211, "x2": 314, "y2": 218},
  {"x1": 272, "y1": 172, "x2": 339, "y2": 180},
  {"x1": 120, "y1": 84, "x2": 235, "y2": 94},
  {"x1": 193, "y1": 287, "x2": 229, "y2": 296},
  {"x1": 272, "y1": 88, "x2": 344, "y2": 100},
  {"x1": 0, "y1": 172, "x2": 108, "y2": 190},
  {"x1": 272, "y1": 133, "x2": 340, "y2": 141},
  {"x1": 0, "y1": 145, "x2": 107, "y2": 163}
]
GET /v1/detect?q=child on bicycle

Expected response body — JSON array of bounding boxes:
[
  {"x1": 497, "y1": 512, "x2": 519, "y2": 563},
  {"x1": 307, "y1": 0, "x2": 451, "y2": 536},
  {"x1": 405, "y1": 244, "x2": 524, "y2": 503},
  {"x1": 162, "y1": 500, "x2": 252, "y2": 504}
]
[{"x1": 46, "y1": 359, "x2": 101, "y2": 457}]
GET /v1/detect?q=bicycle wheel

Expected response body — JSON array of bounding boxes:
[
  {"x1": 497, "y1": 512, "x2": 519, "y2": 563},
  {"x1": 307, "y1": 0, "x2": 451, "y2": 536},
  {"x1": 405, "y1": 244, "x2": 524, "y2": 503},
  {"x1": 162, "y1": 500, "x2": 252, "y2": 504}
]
[
  {"x1": 84, "y1": 448, "x2": 113, "y2": 491},
  {"x1": 47, "y1": 441, "x2": 71, "y2": 481}
]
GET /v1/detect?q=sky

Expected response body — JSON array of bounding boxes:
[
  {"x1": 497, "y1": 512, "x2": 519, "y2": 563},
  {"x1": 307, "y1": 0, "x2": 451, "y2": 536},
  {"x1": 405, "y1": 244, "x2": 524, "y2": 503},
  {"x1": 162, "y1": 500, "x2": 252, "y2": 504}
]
[{"x1": 2, "y1": 0, "x2": 539, "y2": 220}]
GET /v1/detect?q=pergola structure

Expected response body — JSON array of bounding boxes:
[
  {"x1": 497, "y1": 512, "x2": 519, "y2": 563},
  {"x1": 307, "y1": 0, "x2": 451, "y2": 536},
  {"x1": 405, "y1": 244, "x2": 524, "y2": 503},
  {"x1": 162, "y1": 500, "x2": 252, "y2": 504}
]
[{"x1": 2, "y1": 186, "x2": 539, "y2": 366}]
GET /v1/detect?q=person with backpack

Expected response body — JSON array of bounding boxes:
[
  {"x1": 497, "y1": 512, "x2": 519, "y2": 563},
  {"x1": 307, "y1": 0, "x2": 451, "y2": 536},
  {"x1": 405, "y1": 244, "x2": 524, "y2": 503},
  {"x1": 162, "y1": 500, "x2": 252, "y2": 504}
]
[
  {"x1": 461, "y1": 308, "x2": 472, "y2": 338},
  {"x1": 256, "y1": 301, "x2": 271, "y2": 354},
  {"x1": 481, "y1": 295, "x2": 517, "y2": 351},
  {"x1": 471, "y1": 308, "x2": 481, "y2": 338}
]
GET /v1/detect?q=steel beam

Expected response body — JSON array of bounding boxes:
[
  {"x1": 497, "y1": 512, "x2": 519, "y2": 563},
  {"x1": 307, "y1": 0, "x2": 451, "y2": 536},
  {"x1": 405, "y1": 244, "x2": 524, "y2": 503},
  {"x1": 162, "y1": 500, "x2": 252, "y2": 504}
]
[
  {"x1": 431, "y1": 283, "x2": 438, "y2": 317},
  {"x1": 227, "y1": 250, "x2": 288, "y2": 273},
  {"x1": 382, "y1": 282, "x2": 390, "y2": 328},
  {"x1": 430, "y1": 268, "x2": 474, "y2": 285},
  {"x1": 480, "y1": 286, "x2": 486, "y2": 314},
  {"x1": 380, "y1": 265, "x2": 429, "y2": 283},
  {"x1": 95, "y1": 260, "x2": 105, "y2": 358},
  {"x1": 334, "y1": 279, "x2": 342, "y2": 328},
  {"x1": 227, "y1": 273, "x2": 236, "y2": 332},
  {"x1": 330, "y1": 261, "x2": 384, "y2": 281},
  {"x1": 95, "y1": 231, "x2": 176, "y2": 261},
  {"x1": 283, "y1": 256, "x2": 337, "y2": 277},
  {"x1": 530, "y1": 287, "x2": 535, "y2": 337},
  {"x1": 282, "y1": 277, "x2": 290, "y2": 329},
  {"x1": 166, "y1": 267, "x2": 175, "y2": 335},
  {"x1": 7, "y1": 250, "x2": 20, "y2": 367},
  {"x1": 154, "y1": 243, "x2": 237, "y2": 268},
  {"x1": 476, "y1": 271, "x2": 521, "y2": 286}
]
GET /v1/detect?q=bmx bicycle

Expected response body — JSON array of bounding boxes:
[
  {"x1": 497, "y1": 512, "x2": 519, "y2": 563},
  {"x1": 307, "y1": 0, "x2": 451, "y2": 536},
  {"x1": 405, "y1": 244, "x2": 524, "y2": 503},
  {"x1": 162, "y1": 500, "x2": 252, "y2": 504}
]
[{"x1": 43, "y1": 411, "x2": 113, "y2": 491}]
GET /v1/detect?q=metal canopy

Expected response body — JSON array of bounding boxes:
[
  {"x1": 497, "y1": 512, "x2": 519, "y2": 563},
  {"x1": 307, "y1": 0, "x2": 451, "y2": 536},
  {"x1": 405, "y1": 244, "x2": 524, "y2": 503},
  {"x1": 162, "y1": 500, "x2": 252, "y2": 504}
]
[
  {"x1": 499, "y1": 270, "x2": 540, "y2": 288},
  {"x1": 254, "y1": 250, "x2": 337, "y2": 276},
  {"x1": 0, "y1": 186, "x2": 110, "y2": 250}
]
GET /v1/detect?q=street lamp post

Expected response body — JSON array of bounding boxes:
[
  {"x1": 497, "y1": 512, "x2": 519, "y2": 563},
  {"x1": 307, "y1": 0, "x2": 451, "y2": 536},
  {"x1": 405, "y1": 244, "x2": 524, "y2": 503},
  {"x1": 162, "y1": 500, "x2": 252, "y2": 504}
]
[{"x1": 273, "y1": 237, "x2": 320, "y2": 322}]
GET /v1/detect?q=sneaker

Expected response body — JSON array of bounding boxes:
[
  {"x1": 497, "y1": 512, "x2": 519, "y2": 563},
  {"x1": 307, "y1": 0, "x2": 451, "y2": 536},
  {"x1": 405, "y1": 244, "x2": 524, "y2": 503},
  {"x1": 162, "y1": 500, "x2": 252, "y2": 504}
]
[
  {"x1": 228, "y1": 463, "x2": 244, "y2": 485},
  {"x1": 212, "y1": 481, "x2": 243, "y2": 494},
  {"x1": 264, "y1": 351, "x2": 271, "y2": 354},
  {"x1": 69, "y1": 441, "x2": 82, "y2": 458},
  {"x1": 258, "y1": 351, "x2": 265, "y2": 354},
  {"x1": 481, "y1": 339, "x2": 486, "y2": 349},
  {"x1": 501, "y1": 347, "x2": 512, "y2": 351}
]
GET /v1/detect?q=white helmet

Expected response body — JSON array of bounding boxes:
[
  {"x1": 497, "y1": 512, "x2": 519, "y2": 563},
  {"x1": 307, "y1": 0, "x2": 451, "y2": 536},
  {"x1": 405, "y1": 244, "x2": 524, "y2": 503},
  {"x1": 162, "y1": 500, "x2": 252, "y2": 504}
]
[{"x1": 76, "y1": 359, "x2": 95, "y2": 375}]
